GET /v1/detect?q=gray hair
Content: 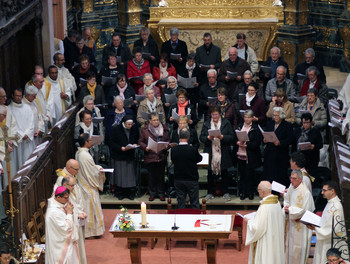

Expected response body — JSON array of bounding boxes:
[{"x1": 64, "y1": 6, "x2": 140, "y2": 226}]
[
  {"x1": 179, "y1": 128, "x2": 190, "y2": 139},
  {"x1": 207, "y1": 69, "x2": 217, "y2": 77},
  {"x1": 143, "y1": 73, "x2": 153, "y2": 81},
  {"x1": 276, "y1": 65, "x2": 287, "y2": 74},
  {"x1": 326, "y1": 248, "x2": 342, "y2": 258},
  {"x1": 305, "y1": 48, "x2": 315, "y2": 58},
  {"x1": 83, "y1": 95, "x2": 94, "y2": 105},
  {"x1": 32, "y1": 74, "x2": 41, "y2": 83},
  {"x1": 25, "y1": 85, "x2": 38, "y2": 95},
  {"x1": 170, "y1": 27, "x2": 179, "y2": 36},
  {"x1": 306, "y1": 66, "x2": 319, "y2": 76},
  {"x1": 244, "y1": 109, "x2": 254, "y2": 117},
  {"x1": 270, "y1": 46, "x2": 280, "y2": 55},
  {"x1": 113, "y1": 95, "x2": 123, "y2": 104},
  {"x1": 272, "y1": 106, "x2": 286, "y2": 119},
  {"x1": 140, "y1": 27, "x2": 150, "y2": 35},
  {"x1": 243, "y1": 70, "x2": 253, "y2": 77},
  {"x1": 0, "y1": 105, "x2": 6, "y2": 115},
  {"x1": 145, "y1": 87, "x2": 154, "y2": 95},
  {"x1": 167, "y1": 76, "x2": 177, "y2": 86},
  {"x1": 291, "y1": 169, "x2": 303, "y2": 179},
  {"x1": 259, "y1": 181, "x2": 272, "y2": 192}
]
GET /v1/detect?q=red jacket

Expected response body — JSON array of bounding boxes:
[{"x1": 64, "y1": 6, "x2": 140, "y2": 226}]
[
  {"x1": 127, "y1": 59, "x2": 151, "y2": 93},
  {"x1": 152, "y1": 63, "x2": 177, "y2": 81}
]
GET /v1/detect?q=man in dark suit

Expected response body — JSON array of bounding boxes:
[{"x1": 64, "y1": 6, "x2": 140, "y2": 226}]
[
  {"x1": 63, "y1": 29, "x2": 79, "y2": 72},
  {"x1": 161, "y1": 27, "x2": 188, "y2": 76},
  {"x1": 171, "y1": 128, "x2": 202, "y2": 209}
]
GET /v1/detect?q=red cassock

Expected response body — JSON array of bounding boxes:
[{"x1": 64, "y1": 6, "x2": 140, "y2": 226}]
[{"x1": 127, "y1": 59, "x2": 151, "y2": 94}]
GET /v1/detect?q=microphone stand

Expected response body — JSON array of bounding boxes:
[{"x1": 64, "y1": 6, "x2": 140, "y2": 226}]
[{"x1": 171, "y1": 203, "x2": 179, "y2": 231}]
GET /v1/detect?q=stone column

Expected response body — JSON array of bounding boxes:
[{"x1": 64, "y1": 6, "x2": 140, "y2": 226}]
[
  {"x1": 115, "y1": 0, "x2": 143, "y2": 44},
  {"x1": 277, "y1": 0, "x2": 315, "y2": 74},
  {"x1": 41, "y1": 0, "x2": 55, "y2": 69}
]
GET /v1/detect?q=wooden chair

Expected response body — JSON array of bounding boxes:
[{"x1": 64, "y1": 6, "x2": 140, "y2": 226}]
[
  {"x1": 166, "y1": 198, "x2": 207, "y2": 250},
  {"x1": 33, "y1": 210, "x2": 45, "y2": 243},
  {"x1": 26, "y1": 219, "x2": 40, "y2": 243}
]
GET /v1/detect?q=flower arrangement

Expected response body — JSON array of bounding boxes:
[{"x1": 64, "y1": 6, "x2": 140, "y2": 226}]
[{"x1": 116, "y1": 206, "x2": 135, "y2": 232}]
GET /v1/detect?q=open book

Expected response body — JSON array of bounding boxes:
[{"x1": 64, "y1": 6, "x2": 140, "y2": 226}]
[
  {"x1": 101, "y1": 76, "x2": 116, "y2": 86},
  {"x1": 177, "y1": 75, "x2": 197, "y2": 89},
  {"x1": 235, "y1": 130, "x2": 249, "y2": 142},
  {"x1": 125, "y1": 144, "x2": 139, "y2": 151},
  {"x1": 300, "y1": 210, "x2": 321, "y2": 227},
  {"x1": 135, "y1": 95, "x2": 146, "y2": 104},
  {"x1": 140, "y1": 111, "x2": 164, "y2": 122},
  {"x1": 260, "y1": 66, "x2": 273, "y2": 74},
  {"x1": 164, "y1": 94, "x2": 177, "y2": 105},
  {"x1": 147, "y1": 137, "x2": 169, "y2": 153},
  {"x1": 208, "y1": 129, "x2": 221, "y2": 137},
  {"x1": 236, "y1": 212, "x2": 256, "y2": 221},
  {"x1": 171, "y1": 109, "x2": 191, "y2": 122},
  {"x1": 298, "y1": 142, "x2": 312, "y2": 151},
  {"x1": 170, "y1": 53, "x2": 182, "y2": 60},
  {"x1": 227, "y1": 71, "x2": 238, "y2": 80},
  {"x1": 271, "y1": 181, "x2": 286, "y2": 193},
  {"x1": 258, "y1": 125, "x2": 279, "y2": 143},
  {"x1": 123, "y1": 97, "x2": 134, "y2": 107}
]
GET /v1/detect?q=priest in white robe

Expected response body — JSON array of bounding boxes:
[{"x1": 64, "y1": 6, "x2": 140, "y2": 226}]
[
  {"x1": 45, "y1": 186, "x2": 80, "y2": 264},
  {"x1": 245, "y1": 181, "x2": 285, "y2": 264},
  {"x1": 54, "y1": 53, "x2": 77, "y2": 101},
  {"x1": 8, "y1": 89, "x2": 34, "y2": 173},
  {"x1": 290, "y1": 151, "x2": 314, "y2": 192},
  {"x1": 307, "y1": 181, "x2": 348, "y2": 264},
  {"x1": 0, "y1": 105, "x2": 9, "y2": 220},
  {"x1": 46, "y1": 65, "x2": 72, "y2": 126},
  {"x1": 338, "y1": 73, "x2": 350, "y2": 114},
  {"x1": 75, "y1": 133, "x2": 105, "y2": 238},
  {"x1": 283, "y1": 169, "x2": 315, "y2": 264}
]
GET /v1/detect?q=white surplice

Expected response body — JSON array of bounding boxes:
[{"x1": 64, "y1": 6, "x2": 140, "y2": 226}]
[
  {"x1": 338, "y1": 74, "x2": 350, "y2": 114},
  {"x1": 45, "y1": 197, "x2": 80, "y2": 264},
  {"x1": 57, "y1": 65, "x2": 77, "y2": 97},
  {"x1": 313, "y1": 196, "x2": 347, "y2": 264},
  {"x1": 8, "y1": 101, "x2": 34, "y2": 173},
  {"x1": 75, "y1": 147, "x2": 105, "y2": 238},
  {"x1": 22, "y1": 97, "x2": 41, "y2": 147},
  {"x1": 246, "y1": 194, "x2": 285, "y2": 264},
  {"x1": 46, "y1": 76, "x2": 72, "y2": 125},
  {"x1": 33, "y1": 81, "x2": 50, "y2": 133},
  {"x1": 283, "y1": 182, "x2": 315, "y2": 264}
]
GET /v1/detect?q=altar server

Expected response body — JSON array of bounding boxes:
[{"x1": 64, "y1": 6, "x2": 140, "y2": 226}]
[
  {"x1": 245, "y1": 181, "x2": 284, "y2": 264},
  {"x1": 283, "y1": 169, "x2": 315, "y2": 264}
]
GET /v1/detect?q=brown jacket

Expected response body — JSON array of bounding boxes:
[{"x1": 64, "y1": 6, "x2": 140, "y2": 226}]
[
  {"x1": 266, "y1": 100, "x2": 295, "y2": 124},
  {"x1": 136, "y1": 98, "x2": 165, "y2": 127}
]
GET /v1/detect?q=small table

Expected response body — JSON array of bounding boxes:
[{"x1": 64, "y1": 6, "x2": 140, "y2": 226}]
[{"x1": 110, "y1": 214, "x2": 234, "y2": 264}]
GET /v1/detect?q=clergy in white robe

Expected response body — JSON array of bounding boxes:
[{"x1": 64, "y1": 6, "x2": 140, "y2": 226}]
[
  {"x1": 308, "y1": 181, "x2": 348, "y2": 264},
  {"x1": 45, "y1": 186, "x2": 80, "y2": 264},
  {"x1": 290, "y1": 152, "x2": 314, "y2": 192},
  {"x1": 338, "y1": 74, "x2": 350, "y2": 114},
  {"x1": 245, "y1": 181, "x2": 285, "y2": 264},
  {"x1": 283, "y1": 169, "x2": 315, "y2": 264},
  {"x1": 46, "y1": 65, "x2": 72, "y2": 126},
  {"x1": 54, "y1": 53, "x2": 77, "y2": 101},
  {"x1": 75, "y1": 133, "x2": 105, "y2": 238},
  {"x1": 8, "y1": 89, "x2": 34, "y2": 173},
  {"x1": 0, "y1": 105, "x2": 8, "y2": 220}
]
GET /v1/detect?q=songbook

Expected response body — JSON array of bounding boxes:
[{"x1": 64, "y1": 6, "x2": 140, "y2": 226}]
[
  {"x1": 235, "y1": 130, "x2": 250, "y2": 142},
  {"x1": 236, "y1": 212, "x2": 256, "y2": 221},
  {"x1": 200, "y1": 64, "x2": 211, "y2": 70},
  {"x1": 23, "y1": 155, "x2": 38, "y2": 166},
  {"x1": 125, "y1": 144, "x2": 139, "y2": 151},
  {"x1": 165, "y1": 94, "x2": 177, "y2": 105},
  {"x1": 116, "y1": 56, "x2": 122, "y2": 63},
  {"x1": 260, "y1": 66, "x2": 273, "y2": 74},
  {"x1": 296, "y1": 95, "x2": 307, "y2": 104},
  {"x1": 271, "y1": 181, "x2": 286, "y2": 193},
  {"x1": 135, "y1": 95, "x2": 146, "y2": 103},
  {"x1": 298, "y1": 142, "x2": 312, "y2": 151},
  {"x1": 258, "y1": 125, "x2": 279, "y2": 143},
  {"x1": 65, "y1": 105, "x2": 77, "y2": 113},
  {"x1": 101, "y1": 168, "x2": 114, "y2": 173},
  {"x1": 101, "y1": 76, "x2": 117, "y2": 86},
  {"x1": 330, "y1": 107, "x2": 343, "y2": 117},
  {"x1": 197, "y1": 153, "x2": 209, "y2": 166},
  {"x1": 140, "y1": 111, "x2": 164, "y2": 122},
  {"x1": 297, "y1": 73, "x2": 306, "y2": 80},
  {"x1": 92, "y1": 117, "x2": 104, "y2": 124},
  {"x1": 300, "y1": 210, "x2": 321, "y2": 227},
  {"x1": 329, "y1": 99, "x2": 340, "y2": 109},
  {"x1": 79, "y1": 78, "x2": 87, "y2": 86},
  {"x1": 341, "y1": 165, "x2": 350, "y2": 175},
  {"x1": 91, "y1": 135, "x2": 103, "y2": 146},
  {"x1": 171, "y1": 109, "x2": 191, "y2": 122},
  {"x1": 123, "y1": 97, "x2": 134, "y2": 107},
  {"x1": 330, "y1": 116, "x2": 342, "y2": 124},
  {"x1": 128, "y1": 76, "x2": 143, "y2": 82},
  {"x1": 177, "y1": 75, "x2": 197, "y2": 89},
  {"x1": 170, "y1": 53, "x2": 181, "y2": 60},
  {"x1": 147, "y1": 137, "x2": 169, "y2": 153},
  {"x1": 337, "y1": 141, "x2": 349, "y2": 149},
  {"x1": 55, "y1": 116, "x2": 68, "y2": 128},
  {"x1": 208, "y1": 129, "x2": 221, "y2": 137},
  {"x1": 208, "y1": 97, "x2": 217, "y2": 104},
  {"x1": 227, "y1": 71, "x2": 238, "y2": 80},
  {"x1": 142, "y1": 52, "x2": 152, "y2": 59},
  {"x1": 338, "y1": 145, "x2": 350, "y2": 155}
]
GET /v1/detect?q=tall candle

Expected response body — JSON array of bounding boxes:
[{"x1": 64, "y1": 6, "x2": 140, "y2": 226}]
[{"x1": 141, "y1": 202, "x2": 147, "y2": 226}]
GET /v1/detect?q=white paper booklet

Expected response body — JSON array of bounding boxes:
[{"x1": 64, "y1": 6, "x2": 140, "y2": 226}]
[
  {"x1": 300, "y1": 210, "x2": 321, "y2": 227},
  {"x1": 208, "y1": 129, "x2": 221, "y2": 137},
  {"x1": 236, "y1": 212, "x2": 256, "y2": 221},
  {"x1": 298, "y1": 142, "x2": 312, "y2": 151},
  {"x1": 147, "y1": 137, "x2": 168, "y2": 153},
  {"x1": 235, "y1": 130, "x2": 249, "y2": 142},
  {"x1": 271, "y1": 181, "x2": 286, "y2": 193}
]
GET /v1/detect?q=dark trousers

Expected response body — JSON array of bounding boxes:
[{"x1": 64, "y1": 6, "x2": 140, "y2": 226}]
[
  {"x1": 146, "y1": 162, "x2": 166, "y2": 197},
  {"x1": 174, "y1": 180, "x2": 200, "y2": 209},
  {"x1": 207, "y1": 169, "x2": 229, "y2": 195},
  {"x1": 238, "y1": 159, "x2": 255, "y2": 195}
]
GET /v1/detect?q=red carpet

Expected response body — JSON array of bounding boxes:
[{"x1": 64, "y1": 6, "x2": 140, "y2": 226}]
[{"x1": 85, "y1": 209, "x2": 250, "y2": 264}]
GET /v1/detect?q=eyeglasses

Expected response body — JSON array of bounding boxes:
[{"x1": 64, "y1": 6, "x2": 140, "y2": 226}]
[
  {"x1": 327, "y1": 258, "x2": 341, "y2": 263},
  {"x1": 322, "y1": 188, "x2": 331, "y2": 192}
]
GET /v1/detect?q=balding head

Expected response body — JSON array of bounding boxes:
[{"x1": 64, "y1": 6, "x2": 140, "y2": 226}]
[
  {"x1": 66, "y1": 159, "x2": 79, "y2": 176},
  {"x1": 0, "y1": 88, "x2": 6, "y2": 106},
  {"x1": 228, "y1": 47, "x2": 238, "y2": 62},
  {"x1": 257, "y1": 181, "x2": 272, "y2": 198}
]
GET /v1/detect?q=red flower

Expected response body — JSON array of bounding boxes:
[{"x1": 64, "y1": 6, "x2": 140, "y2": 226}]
[
  {"x1": 121, "y1": 218, "x2": 124, "y2": 221},
  {"x1": 125, "y1": 220, "x2": 129, "y2": 224}
]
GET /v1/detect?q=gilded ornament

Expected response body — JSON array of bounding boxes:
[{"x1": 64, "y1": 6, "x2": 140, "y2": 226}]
[
  {"x1": 298, "y1": 12, "x2": 308, "y2": 26},
  {"x1": 284, "y1": 0, "x2": 297, "y2": 9},
  {"x1": 285, "y1": 12, "x2": 296, "y2": 25},
  {"x1": 83, "y1": 0, "x2": 94, "y2": 13},
  {"x1": 279, "y1": 40, "x2": 296, "y2": 74},
  {"x1": 129, "y1": 12, "x2": 141, "y2": 25},
  {"x1": 165, "y1": 0, "x2": 282, "y2": 7}
]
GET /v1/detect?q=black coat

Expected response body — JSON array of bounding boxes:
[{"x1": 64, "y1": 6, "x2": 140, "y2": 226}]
[
  {"x1": 170, "y1": 127, "x2": 200, "y2": 150},
  {"x1": 168, "y1": 102, "x2": 198, "y2": 129},
  {"x1": 74, "y1": 45, "x2": 96, "y2": 65},
  {"x1": 258, "y1": 57, "x2": 290, "y2": 89},
  {"x1": 293, "y1": 60, "x2": 326, "y2": 85},
  {"x1": 102, "y1": 42, "x2": 132, "y2": 67},
  {"x1": 161, "y1": 39, "x2": 188, "y2": 76},
  {"x1": 107, "y1": 84, "x2": 135, "y2": 106},
  {"x1": 79, "y1": 84, "x2": 105, "y2": 106},
  {"x1": 293, "y1": 127, "x2": 323, "y2": 171},
  {"x1": 110, "y1": 123, "x2": 139, "y2": 161},
  {"x1": 263, "y1": 119, "x2": 293, "y2": 186},
  {"x1": 199, "y1": 118, "x2": 234, "y2": 170},
  {"x1": 133, "y1": 38, "x2": 160, "y2": 70},
  {"x1": 234, "y1": 123, "x2": 262, "y2": 169},
  {"x1": 199, "y1": 81, "x2": 226, "y2": 119},
  {"x1": 63, "y1": 37, "x2": 76, "y2": 72}
]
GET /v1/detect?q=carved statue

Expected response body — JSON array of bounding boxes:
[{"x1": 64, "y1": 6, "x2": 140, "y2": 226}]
[{"x1": 158, "y1": 0, "x2": 169, "y2": 7}]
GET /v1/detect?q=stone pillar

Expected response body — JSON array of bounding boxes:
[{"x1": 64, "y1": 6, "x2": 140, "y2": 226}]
[
  {"x1": 41, "y1": 0, "x2": 55, "y2": 69},
  {"x1": 339, "y1": 0, "x2": 350, "y2": 69},
  {"x1": 115, "y1": 0, "x2": 143, "y2": 44},
  {"x1": 277, "y1": 0, "x2": 315, "y2": 75}
]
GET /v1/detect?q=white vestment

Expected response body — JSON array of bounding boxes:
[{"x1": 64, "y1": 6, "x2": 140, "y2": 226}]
[
  {"x1": 22, "y1": 97, "x2": 42, "y2": 146},
  {"x1": 314, "y1": 196, "x2": 348, "y2": 264},
  {"x1": 246, "y1": 194, "x2": 285, "y2": 264},
  {"x1": 75, "y1": 147, "x2": 105, "y2": 238},
  {"x1": 45, "y1": 197, "x2": 80, "y2": 264},
  {"x1": 30, "y1": 82, "x2": 50, "y2": 133},
  {"x1": 57, "y1": 66, "x2": 77, "y2": 98},
  {"x1": 8, "y1": 101, "x2": 34, "y2": 173},
  {"x1": 0, "y1": 134, "x2": 6, "y2": 219},
  {"x1": 46, "y1": 76, "x2": 72, "y2": 125},
  {"x1": 338, "y1": 74, "x2": 350, "y2": 114},
  {"x1": 283, "y1": 182, "x2": 315, "y2": 264}
]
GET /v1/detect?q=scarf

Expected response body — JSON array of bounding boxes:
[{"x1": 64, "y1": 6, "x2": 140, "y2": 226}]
[
  {"x1": 237, "y1": 123, "x2": 252, "y2": 162},
  {"x1": 159, "y1": 63, "x2": 168, "y2": 79},
  {"x1": 87, "y1": 82, "x2": 97, "y2": 99},
  {"x1": 210, "y1": 118, "x2": 222, "y2": 175},
  {"x1": 186, "y1": 62, "x2": 196, "y2": 77},
  {"x1": 79, "y1": 63, "x2": 90, "y2": 74},
  {"x1": 80, "y1": 122, "x2": 93, "y2": 137},
  {"x1": 177, "y1": 100, "x2": 189, "y2": 116},
  {"x1": 117, "y1": 83, "x2": 128, "y2": 100},
  {"x1": 245, "y1": 93, "x2": 255, "y2": 107},
  {"x1": 217, "y1": 100, "x2": 228, "y2": 118},
  {"x1": 146, "y1": 98, "x2": 157, "y2": 112},
  {"x1": 300, "y1": 78, "x2": 320, "y2": 96},
  {"x1": 148, "y1": 122, "x2": 164, "y2": 139},
  {"x1": 132, "y1": 58, "x2": 145, "y2": 70},
  {"x1": 297, "y1": 127, "x2": 310, "y2": 150}
]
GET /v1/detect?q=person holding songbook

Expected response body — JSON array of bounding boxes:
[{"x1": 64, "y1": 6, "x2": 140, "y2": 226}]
[
  {"x1": 106, "y1": 73, "x2": 136, "y2": 107},
  {"x1": 234, "y1": 109, "x2": 262, "y2": 200},
  {"x1": 161, "y1": 76, "x2": 179, "y2": 118},
  {"x1": 240, "y1": 82, "x2": 266, "y2": 125},
  {"x1": 168, "y1": 88, "x2": 197, "y2": 129},
  {"x1": 79, "y1": 71, "x2": 105, "y2": 106},
  {"x1": 263, "y1": 106, "x2": 293, "y2": 187},
  {"x1": 200, "y1": 105, "x2": 234, "y2": 201},
  {"x1": 139, "y1": 112, "x2": 170, "y2": 201},
  {"x1": 137, "y1": 73, "x2": 161, "y2": 97},
  {"x1": 171, "y1": 115, "x2": 199, "y2": 150},
  {"x1": 266, "y1": 88, "x2": 295, "y2": 124},
  {"x1": 127, "y1": 47, "x2": 151, "y2": 94},
  {"x1": 99, "y1": 53, "x2": 122, "y2": 98},
  {"x1": 152, "y1": 53, "x2": 177, "y2": 92}
]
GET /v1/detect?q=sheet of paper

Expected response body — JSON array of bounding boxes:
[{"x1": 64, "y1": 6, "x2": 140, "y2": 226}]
[
  {"x1": 298, "y1": 142, "x2": 312, "y2": 151},
  {"x1": 329, "y1": 99, "x2": 340, "y2": 108},
  {"x1": 123, "y1": 97, "x2": 134, "y2": 107},
  {"x1": 341, "y1": 165, "x2": 350, "y2": 175},
  {"x1": 337, "y1": 141, "x2": 349, "y2": 149},
  {"x1": 197, "y1": 153, "x2": 209, "y2": 166},
  {"x1": 142, "y1": 52, "x2": 152, "y2": 59},
  {"x1": 177, "y1": 75, "x2": 197, "y2": 89},
  {"x1": 297, "y1": 73, "x2": 306, "y2": 80},
  {"x1": 165, "y1": 94, "x2": 177, "y2": 105},
  {"x1": 65, "y1": 105, "x2": 77, "y2": 113},
  {"x1": 171, "y1": 109, "x2": 179, "y2": 122},
  {"x1": 208, "y1": 129, "x2": 221, "y2": 137},
  {"x1": 226, "y1": 71, "x2": 238, "y2": 79},
  {"x1": 235, "y1": 130, "x2": 250, "y2": 142},
  {"x1": 300, "y1": 210, "x2": 321, "y2": 227},
  {"x1": 262, "y1": 131, "x2": 278, "y2": 143},
  {"x1": 23, "y1": 155, "x2": 38, "y2": 166},
  {"x1": 79, "y1": 78, "x2": 87, "y2": 86},
  {"x1": 331, "y1": 116, "x2": 342, "y2": 124},
  {"x1": 135, "y1": 95, "x2": 146, "y2": 103},
  {"x1": 92, "y1": 117, "x2": 104, "y2": 124},
  {"x1": 339, "y1": 154, "x2": 350, "y2": 164},
  {"x1": 170, "y1": 53, "x2": 181, "y2": 60},
  {"x1": 101, "y1": 76, "x2": 116, "y2": 86},
  {"x1": 330, "y1": 107, "x2": 342, "y2": 117},
  {"x1": 101, "y1": 168, "x2": 114, "y2": 173},
  {"x1": 200, "y1": 64, "x2": 211, "y2": 70},
  {"x1": 237, "y1": 212, "x2": 256, "y2": 221},
  {"x1": 125, "y1": 144, "x2": 139, "y2": 151},
  {"x1": 272, "y1": 181, "x2": 286, "y2": 193},
  {"x1": 140, "y1": 111, "x2": 150, "y2": 120},
  {"x1": 147, "y1": 137, "x2": 168, "y2": 153},
  {"x1": 207, "y1": 97, "x2": 217, "y2": 103},
  {"x1": 91, "y1": 135, "x2": 103, "y2": 146},
  {"x1": 260, "y1": 66, "x2": 272, "y2": 74}
]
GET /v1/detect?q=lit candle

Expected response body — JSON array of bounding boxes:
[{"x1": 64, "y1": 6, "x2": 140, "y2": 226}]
[{"x1": 141, "y1": 202, "x2": 147, "y2": 226}]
